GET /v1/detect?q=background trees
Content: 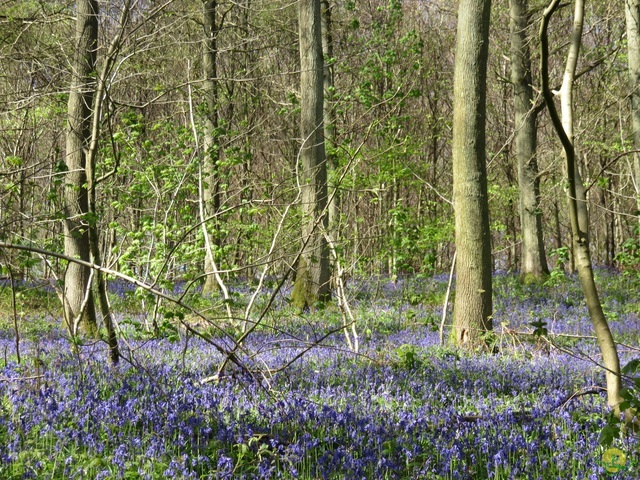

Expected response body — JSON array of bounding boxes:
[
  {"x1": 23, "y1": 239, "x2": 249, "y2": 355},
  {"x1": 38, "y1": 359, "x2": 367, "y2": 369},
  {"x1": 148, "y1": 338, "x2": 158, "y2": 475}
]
[
  {"x1": 1, "y1": 0, "x2": 640, "y2": 338},
  {"x1": 201, "y1": 0, "x2": 223, "y2": 295},
  {"x1": 3, "y1": 3, "x2": 640, "y2": 476}
]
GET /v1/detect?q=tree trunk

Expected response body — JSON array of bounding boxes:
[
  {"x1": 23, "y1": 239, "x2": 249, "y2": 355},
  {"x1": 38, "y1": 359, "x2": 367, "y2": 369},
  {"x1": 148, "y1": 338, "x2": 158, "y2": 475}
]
[
  {"x1": 291, "y1": 0, "x2": 331, "y2": 310},
  {"x1": 451, "y1": 0, "x2": 493, "y2": 347},
  {"x1": 202, "y1": 0, "x2": 222, "y2": 294},
  {"x1": 321, "y1": 0, "x2": 339, "y2": 237},
  {"x1": 626, "y1": 0, "x2": 640, "y2": 221},
  {"x1": 63, "y1": 0, "x2": 99, "y2": 339},
  {"x1": 558, "y1": 0, "x2": 589, "y2": 241},
  {"x1": 510, "y1": 0, "x2": 549, "y2": 283},
  {"x1": 85, "y1": 0, "x2": 133, "y2": 365},
  {"x1": 540, "y1": 0, "x2": 623, "y2": 410}
]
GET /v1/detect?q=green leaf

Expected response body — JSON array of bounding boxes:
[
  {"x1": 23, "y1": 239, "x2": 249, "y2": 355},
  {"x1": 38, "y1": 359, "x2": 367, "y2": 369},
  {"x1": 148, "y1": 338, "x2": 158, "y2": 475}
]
[
  {"x1": 88, "y1": 457, "x2": 105, "y2": 468},
  {"x1": 620, "y1": 388, "x2": 634, "y2": 401},
  {"x1": 622, "y1": 358, "x2": 640, "y2": 375},
  {"x1": 599, "y1": 424, "x2": 620, "y2": 447}
]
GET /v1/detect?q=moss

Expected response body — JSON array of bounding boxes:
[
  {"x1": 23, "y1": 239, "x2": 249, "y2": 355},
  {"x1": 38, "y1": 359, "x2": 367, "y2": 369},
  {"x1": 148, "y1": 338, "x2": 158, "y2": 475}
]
[
  {"x1": 291, "y1": 258, "x2": 314, "y2": 311},
  {"x1": 520, "y1": 271, "x2": 547, "y2": 286},
  {"x1": 291, "y1": 257, "x2": 331, "y2": 312}
]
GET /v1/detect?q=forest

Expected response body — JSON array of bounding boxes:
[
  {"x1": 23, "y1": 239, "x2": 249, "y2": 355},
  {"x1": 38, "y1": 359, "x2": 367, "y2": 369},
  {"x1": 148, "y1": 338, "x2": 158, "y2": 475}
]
[{"x1": 1, "y1": 0, "x2": 640, "y2": 478}]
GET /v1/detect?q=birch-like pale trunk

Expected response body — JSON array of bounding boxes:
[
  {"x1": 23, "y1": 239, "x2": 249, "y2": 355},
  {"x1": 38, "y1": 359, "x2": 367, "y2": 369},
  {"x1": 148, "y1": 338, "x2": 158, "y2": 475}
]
[
  {"x1": 626, "y1": 0, "x2": 640, "y2": 222},
  {"x1": 540, "y1": 0, "x2": 623, "y2": 410}
]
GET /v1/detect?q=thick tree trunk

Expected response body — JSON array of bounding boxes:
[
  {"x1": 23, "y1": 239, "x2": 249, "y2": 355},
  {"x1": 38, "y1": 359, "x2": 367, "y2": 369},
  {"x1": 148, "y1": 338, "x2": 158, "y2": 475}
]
[
  {"x1": 202, "y1": 0, "x2": 221, "y2": 294},
  {"x1": 291, "y1": 0, "x2": 331, "y2": 310},
  {"x1": 509, "y1": 0, "x2": 549, "y2": 283},
  {"x1": 451, "y1": 0, "x2": 493, "y2": 347},
  {"x1": 540, "y1": 0, "x2": 623, "y2": 410},
  {"x1": 626, "y1": 0, "x2": 640, "y2": 221},
  {"x1": 63, "y1": 0, "x2": 99, "y2": 339}
]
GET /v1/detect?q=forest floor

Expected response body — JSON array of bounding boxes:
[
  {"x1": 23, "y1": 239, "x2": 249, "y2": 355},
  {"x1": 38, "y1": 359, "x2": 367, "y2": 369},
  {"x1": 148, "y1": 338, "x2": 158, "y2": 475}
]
[{"x1": 1, "y1": 269, "x2": 639, "y2": 479}]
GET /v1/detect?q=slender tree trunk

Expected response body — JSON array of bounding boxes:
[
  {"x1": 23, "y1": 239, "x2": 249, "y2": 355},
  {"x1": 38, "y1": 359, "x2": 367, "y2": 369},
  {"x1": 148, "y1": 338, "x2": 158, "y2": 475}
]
[
  {"x1": 63, "y1": 0, "x2": 99, "y2": 339},
  {"x1": 451, "y1": 0, "x2": 493, "y2": 347},
  {"x1": 202, "y1": 0, "x2": 222, "y2": 294},
  {"x1": 321, "y1": 0, "x2": 339, "y2": 236},
  {"x1": 626, "y1": 0, "x2": 640, "y2": 221},
  {"x1": 510, "y1": 0, "x2": 549, "y2": 283},
  {"x1": 540, "y1": 0, "x2": 623, "y2": 410},
  {"x1": 558, "y1": 0, "x2": 589, "y2": 240},
  {"x1": 291, "y1": 0, "x2": 331, "y2": 310},
  {"x1": 82, "y1": 0, "x2": 133, "y2": 364}
]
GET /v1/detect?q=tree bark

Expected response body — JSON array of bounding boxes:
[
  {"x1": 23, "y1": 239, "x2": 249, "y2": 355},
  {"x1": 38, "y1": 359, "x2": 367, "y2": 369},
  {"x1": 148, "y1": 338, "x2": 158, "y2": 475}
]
[
  {"x1": 451, "y1": 0, "x2": 493, "y2": 347},
  {"x1": 540, "y1": 0, "x2": 623, "y2": 410},
  {"x1": 626, "y1": 0, "x2": 640, "y2": 221},
  {"x1": 291, "y1": 0, "x2": 331, "y2": 310},
  {"x1": 85, "y1": 0, "x2": 133, "y2": 365},
  {"x1": 63, "y1": 0, "x2": 99, "y2": 339},
  {"x1": 558, "y1": 0, "x2": 589, "y2": 241},
  {"x1": 321, "y1": 0, "x2": 339, "y2": 237},
  {"x1": 202, "y1": 0, "x2": 222, "y2": 294},
  {"x1": 509, "y1": 0, "x2": 549, "y2": 283}
]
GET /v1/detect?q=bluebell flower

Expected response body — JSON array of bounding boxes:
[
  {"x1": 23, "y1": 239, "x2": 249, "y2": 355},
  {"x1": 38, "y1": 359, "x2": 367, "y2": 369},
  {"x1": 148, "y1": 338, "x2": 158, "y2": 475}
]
[{"x1": 216, "y1": 453, "x2": 234, "y2": 478}]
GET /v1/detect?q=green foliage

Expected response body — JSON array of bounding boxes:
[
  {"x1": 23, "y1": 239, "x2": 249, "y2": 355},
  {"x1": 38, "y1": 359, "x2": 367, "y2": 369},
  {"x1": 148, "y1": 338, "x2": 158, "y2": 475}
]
[
  {"x1": 480, "y1": 329, "x2": 499, "y2": 353},
  {"x1": 360, "y1": 309, "x2": 403, "y2": 337},
  {"x1": 0, "y1": 285, "x2": 60, "y2": 335},
  {"x1": 401, "y1": 280, "x2": 446, "y2": 307},
  {"x1": 530, "y1": 320, "x2": 548, "y2": 337},
  {"x1": 488, "y1": 183, "x2": 518, "y2": 241},
  {"x1": 520, "y1": 271, "x2": 547, "y2": 287},
  {"x1": 600, "y1": 358, "x2": 640, "y2": 449},
  {"x1": 429, "y1": 344, "x2": 461, "y2": 362},
  {"x1": 393, "y1": 344, "x2": 424, "y2": 370},
  {"x1": 102, "y1": 116, "x2": 204, "y2": 282},
  {"x1": 332, "y1": 0, "x2": 449, "y2": 277},
  {"x1": 119, "y1": 311, "x2": 181, "y2": 342},
  {"x1": 616, "y1": 227, "x2": 640, "y2": 275},
  {"x1": 544, "y1": 247, "x2": 570, "y2": 287},
  {"x1": 231, "y1": 434, "x2": 277, "y2": 476}
]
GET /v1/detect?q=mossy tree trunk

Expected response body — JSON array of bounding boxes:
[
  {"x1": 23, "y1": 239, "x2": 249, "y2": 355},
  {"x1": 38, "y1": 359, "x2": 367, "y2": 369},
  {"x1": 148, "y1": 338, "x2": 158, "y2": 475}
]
[{"x1": 291, "y1": 0, "x2": 331, "y2": 310}]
